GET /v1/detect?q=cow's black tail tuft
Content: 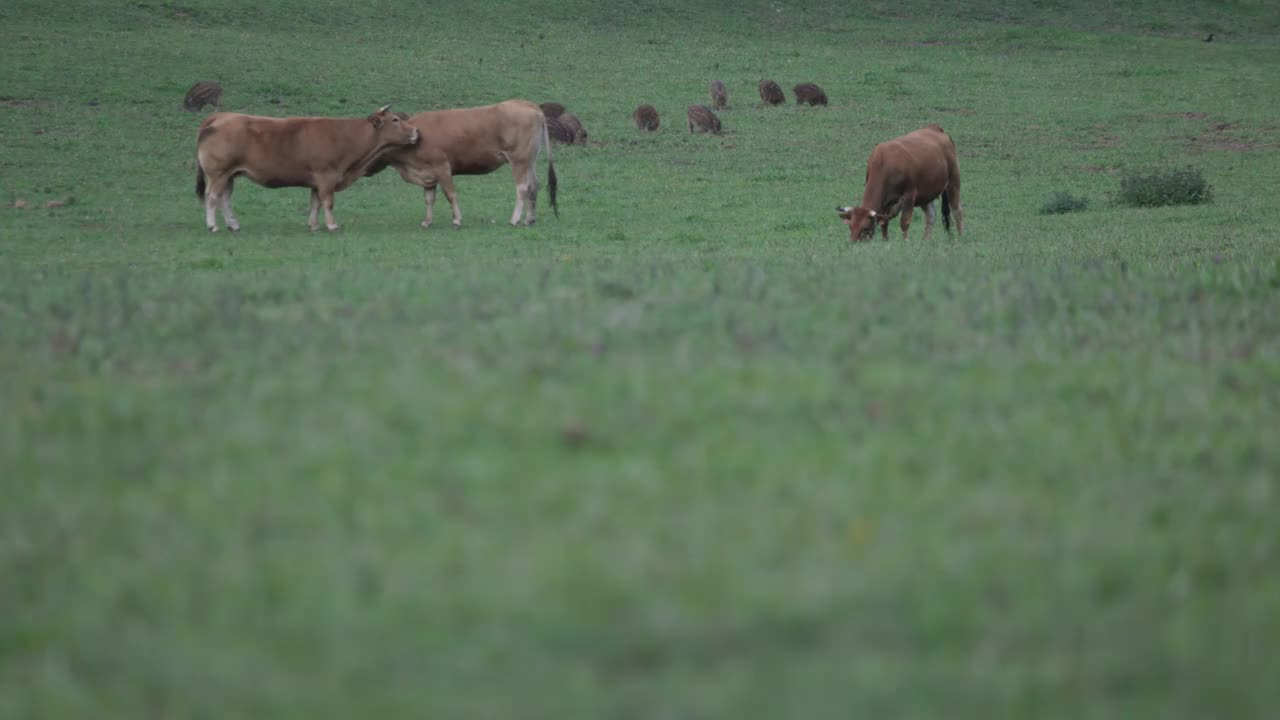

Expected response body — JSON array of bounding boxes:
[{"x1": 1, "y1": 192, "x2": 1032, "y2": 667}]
[
  {"x1": 941, "y1": 192, "x2": 952, "y2": 233},
  {"x1": 196, "y1": 163, "x2": 206, "y2": 200},
  {"x1": 548, "y1": 160, "x2": 558, "y2": 218}
]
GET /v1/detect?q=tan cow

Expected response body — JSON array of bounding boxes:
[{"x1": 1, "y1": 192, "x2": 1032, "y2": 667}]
[
  {"x1": 837, "y1": 124, "x2": 963, "y2": 242},
  {"x1": 195, "y1": 105, "x2": 419, "y2": 232},
  {"x1": 369, "y1": 99, "x2": 558, "y2": 229}
]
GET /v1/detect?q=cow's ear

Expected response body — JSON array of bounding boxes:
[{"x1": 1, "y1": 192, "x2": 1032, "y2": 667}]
[{"x1": 368, "y1": 112, "x2": 384, "y2": 128}]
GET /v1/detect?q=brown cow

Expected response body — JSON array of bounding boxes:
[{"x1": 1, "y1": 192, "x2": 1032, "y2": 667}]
[
  {"x1": 194, "y1": 105, "x2": 419, "y2": 232},
  {"x1": 836, "y1": 124, "x2": 963, "y2": 242},
  {"x1": 371, "y1": 99, "x2": 558, "y2": 229},
  {"x1": 709, "y1": 80, "x2": 728, "y2": 110}
]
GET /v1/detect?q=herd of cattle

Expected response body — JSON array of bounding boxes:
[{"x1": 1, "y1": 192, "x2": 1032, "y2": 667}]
[{"x1": 190, "y1": 79, "x2": 963, "y2": 242}]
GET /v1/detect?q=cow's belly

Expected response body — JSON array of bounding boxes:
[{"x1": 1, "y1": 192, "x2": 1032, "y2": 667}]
[{"x1": 239, "y1": 168, "x2": 310, "y2": 189}]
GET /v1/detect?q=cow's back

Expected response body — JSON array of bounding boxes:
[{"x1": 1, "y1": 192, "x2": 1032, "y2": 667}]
[
  {"x1": 871, "y1": 126, "x2": 955, "y2": 201},
  {"x1": 408, "y1": 100, "x2": 543, "y2": 175}
]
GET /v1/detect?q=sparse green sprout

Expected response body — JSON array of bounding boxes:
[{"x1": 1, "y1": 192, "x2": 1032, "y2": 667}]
[
  {"x1": 1118, "y1": 166, "x2": 1213, "y2": 208},
  {"x1": 1039, "y1": 191, "x2": 1089, "y2": 215}
]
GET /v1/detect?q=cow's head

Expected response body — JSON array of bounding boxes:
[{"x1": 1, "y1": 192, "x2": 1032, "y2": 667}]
[
  {"x1": 836, "y1": 206, "x2": 879, "y2": 242},
  {"x1": 368, "y1": 105, "x2": 420, "y2": 146}
]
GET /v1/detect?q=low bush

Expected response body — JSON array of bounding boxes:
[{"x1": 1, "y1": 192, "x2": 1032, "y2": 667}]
[
  {"x1": 1039, "y1": 191, "x2": 1089, "y2": 215},
  {"x1": 1118, "y1": 166, "x2": 1213, "y2": 207}
]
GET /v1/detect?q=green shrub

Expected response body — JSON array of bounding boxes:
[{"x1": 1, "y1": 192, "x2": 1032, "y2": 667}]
[
  {"x1": 1118, "y1": 166, "x2": 1213, "y2": 207},
  {"x1": 1039, "y1": 191, "x2": 1089, "y2": 215}
]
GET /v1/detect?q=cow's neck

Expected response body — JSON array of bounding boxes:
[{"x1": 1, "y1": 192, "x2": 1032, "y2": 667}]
[
  {"x1": 859, "y1": 182, "x2": 887, "y2": 213},
  {"x1": 341, "y1": 121, "x2": 397, "y2": 178}
]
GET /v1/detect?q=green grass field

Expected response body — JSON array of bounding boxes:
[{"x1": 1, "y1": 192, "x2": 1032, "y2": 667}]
[{"x1": 3, "y1": 1, "x2": 1280, "y2": 717}]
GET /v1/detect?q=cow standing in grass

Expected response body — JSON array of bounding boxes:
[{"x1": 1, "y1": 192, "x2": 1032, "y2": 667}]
[
  {"x1": 194, "y1": 105, "x2": 419, "y2": 232},
  {"x1": 369, "y1": 99, "x2": 558, "y2": 229},
  {"x1": 837, "y1": 123, "x2": 963, "y2": 242}
]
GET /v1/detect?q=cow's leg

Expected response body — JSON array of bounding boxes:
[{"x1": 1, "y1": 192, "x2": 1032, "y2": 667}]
[
  {"x1": 508, "y1": 161, "x2": 530, "y2": 226},
  {"x1": 205, "y1": 190, "x2": 219, "y2": 232},
  {"x1": 949, "y1": 187, "x2": 964, "y2": 236},
  {"x1": 320, "y1": 188, "x2": 339, "y2": 231},
  {"x1": 438, "y1": 173, "x2": 462, "y2": 229},
  {"x1": 898, "y1": 193, "x2": 916, "y2": 241},
  {"x1": 420, "y1": 184, "x2": 437, "y2": 229},
  {"x1": 524, "y1": 168, "x2": 539, "y2": 226},
  {"x1": 219, "y1": 179, "x2": 240, "y2": 232},
  {"x1": 203, "y1": 174, "x2": 227, "y2": 232},
  {"x1": 308, "y1": 189, "x2": 321, "y2": 231},
  {"x1": 921, "y1": 201, "x2": 935, "y2": 241}
]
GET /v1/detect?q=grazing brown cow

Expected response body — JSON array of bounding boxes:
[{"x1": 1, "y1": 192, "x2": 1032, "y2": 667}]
[
  {"x1": 709, "y1": 80, "x2": 728, "y2": 110},
  {"x1": 184, "y1": 81, "x2": 222, "y2": 112},
  {"x1": 758, "y1": 79, "x2": 785, "y2": 105},
  {"x1": 194, "y1": 105, "x2": 419, "y2": 232},
  {"x1": 369, "y1": 99, "x2": 558, "y2": 229},
  {"x1": 540, "y1": 102, "x2": 566, "y2": 119},
  {"x1": 687, "y1": 105, "x2": 721, "y2": 134},
  {"x1": 837, "y1": 124, "x2": 963, "y2": 242},
  {"x1": 793, "y1": 82, "x2": 828, "y2": 106},
  {"x1": 548, "y1": 112, "x2": 587, "y2": 144},
  {"x1": 633, "y1": 104, "x2": 660, "y2": 131}
]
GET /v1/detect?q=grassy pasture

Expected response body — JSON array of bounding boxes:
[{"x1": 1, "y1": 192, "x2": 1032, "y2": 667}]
[{"x1": 3, "y1": 1, "x2": 1280, "y2": 717}]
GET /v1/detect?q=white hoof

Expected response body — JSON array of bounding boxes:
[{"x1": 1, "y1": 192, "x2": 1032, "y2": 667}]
[
  {"x1": 420, "y1": 221, "x2": 432, "y2": 230},
  {"x1": 452, "y1": 221, "x2": 462, "y2": 230},
  {"x1": 326, "y1": 224, "x2": 340, "y2": 232}
]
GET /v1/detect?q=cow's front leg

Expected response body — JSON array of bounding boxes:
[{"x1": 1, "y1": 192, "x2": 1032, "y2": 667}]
[
  {"x1": 921, "y1": 202, "x2": 935, "y2": 241},
  {"x1": 320, "y1": 190, "x2": 339, "y2": 231},
  {"x1": 420, "y1": 185, "x2": 437, "y2": 229},
  {"x1": 307, "y1": 189, "x2": 321, "y2": 231},
  {"x1": 900, "y1": 207, "x2": 913, "y2": 241}
]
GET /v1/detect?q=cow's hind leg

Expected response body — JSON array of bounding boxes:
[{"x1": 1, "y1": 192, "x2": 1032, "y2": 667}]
[
  {"x1": 219, "y1": 178, "x2": 240, "y2": 232},
  {"x1": 921, "y1": 201, "x2": 935, "y2": 241},
  {"x1": 438, "y1": 173, "x2": 462, "y2": 229},
  {"x1": 508, "y1": 160, "x2": 532, "y2": 226},
  {"x1": 524, "y1": 166, "x2": 539, "y2": 225},
  {"x1": 948, "y1": 186, "x2": 964, "y2": 236},
  {"x1": 203, "y1": 174, "x2": 230, "y2": 232}
]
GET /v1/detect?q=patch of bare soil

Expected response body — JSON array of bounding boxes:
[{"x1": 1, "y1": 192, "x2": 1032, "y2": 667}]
[
  {"x1": 1187, "y1": 121, "x2": 1276, "y2": 153},
  {"x1": 0, "y1": 97, "x2": 53, "y2": 109}
]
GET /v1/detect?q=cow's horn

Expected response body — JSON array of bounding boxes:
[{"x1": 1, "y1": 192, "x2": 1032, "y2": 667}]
[
  {"x1": 869, "y1": 210, "x2": 878, "y2": 217},
  {"x1": 378, "y1": 104, "x2": 392, "y2": 113},
  {"x1": 836, "y1": 206, "x2": 849, "y2": 213}
]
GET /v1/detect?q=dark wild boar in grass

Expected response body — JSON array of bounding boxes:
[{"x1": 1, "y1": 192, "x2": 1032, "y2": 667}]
[
  {"x1": 710, "y1": 80, "x2": 728, "y2": 109},
  {"x1": 633, "y1": 104, "x2": 660, "y2": 131},
  {"x1": 548, "y1": 112, "x2": 587, "y2": 144},
  {"x1": 758, "y1": 79, "x2": 785, "y2": 106},
  {"x1": 183, "y1": 81, "x2": 222, "y2": 112},
  {"x1": 793, "y1": 82, "x2": 828, "y2": 106},
  {"x1": 687, "y1": 104, "x2": 721, "y2": 134}
]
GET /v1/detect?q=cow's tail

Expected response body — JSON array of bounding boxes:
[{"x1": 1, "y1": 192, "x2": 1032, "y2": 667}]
[
  {"x1": 196, "y1": 163, "x2": 206, "y2": 201},
  {"x1": 540, "y1": 115, "x2": 559, "y2": 218},
  {"x1": 941, "y1": 191, "x2": 952, "y2": 233}
]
